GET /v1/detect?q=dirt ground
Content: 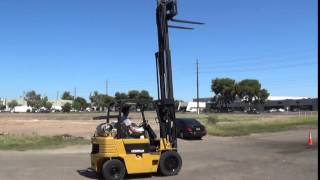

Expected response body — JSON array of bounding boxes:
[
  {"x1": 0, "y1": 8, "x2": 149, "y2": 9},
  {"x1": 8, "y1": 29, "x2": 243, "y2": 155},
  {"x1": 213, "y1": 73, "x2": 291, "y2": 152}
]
[
  {"x1": 0, "y1": 112, "x2": 318, "y2": 180},
  {"x1": 0, "y1": 112, "x2": 317, "y2": 139},
  {"x1": 0, "y1": 112, "x2": 160, "y2": 139}
]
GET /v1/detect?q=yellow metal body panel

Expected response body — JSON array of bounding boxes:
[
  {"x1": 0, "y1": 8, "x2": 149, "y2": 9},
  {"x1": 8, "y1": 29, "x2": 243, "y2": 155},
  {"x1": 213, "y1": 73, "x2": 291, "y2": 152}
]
[{"x1": 91, "y1": 135, "x2": 174, "y2": 174}]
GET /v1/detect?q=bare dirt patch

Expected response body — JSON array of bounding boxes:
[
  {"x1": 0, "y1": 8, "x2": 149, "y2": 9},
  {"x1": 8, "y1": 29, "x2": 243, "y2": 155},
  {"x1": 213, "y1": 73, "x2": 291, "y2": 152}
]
[
  {"x1": 0, "y1": 112, "x2": 159, "y2": 139},
  {"x1": 0, "y1": 112, "x2": 317, "y2": 139}
]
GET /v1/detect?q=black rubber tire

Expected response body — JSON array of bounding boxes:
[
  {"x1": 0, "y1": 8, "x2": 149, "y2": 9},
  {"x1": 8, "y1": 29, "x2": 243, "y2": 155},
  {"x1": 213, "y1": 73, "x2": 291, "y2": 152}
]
[
  {"x1": 158, "y1": 151, "x2": 182, "y2": 176},
  {"x1": 102, "y1": 159, "x2": 126, "y2": 180}
]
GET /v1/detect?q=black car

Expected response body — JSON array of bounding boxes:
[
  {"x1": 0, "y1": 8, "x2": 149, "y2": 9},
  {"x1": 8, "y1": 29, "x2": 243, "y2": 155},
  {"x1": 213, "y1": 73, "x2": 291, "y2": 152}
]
[{"x1": 176, "y1": 118, "x2": 206, "y2": 139}]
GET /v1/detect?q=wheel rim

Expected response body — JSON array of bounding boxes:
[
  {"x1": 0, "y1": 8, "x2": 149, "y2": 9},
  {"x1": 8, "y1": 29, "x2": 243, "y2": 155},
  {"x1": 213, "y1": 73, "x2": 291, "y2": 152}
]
[
  {"x1": 110, "y1": 165, "x2": 121, "y2": 178},
  {"x1": 164, "y1": 156, "x2": 179, "y2": 173}
]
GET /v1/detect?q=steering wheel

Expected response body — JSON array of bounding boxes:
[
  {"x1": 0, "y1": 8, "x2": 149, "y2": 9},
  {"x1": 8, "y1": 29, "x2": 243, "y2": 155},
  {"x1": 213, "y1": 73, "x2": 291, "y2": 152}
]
[{"x1": 138, "y1": 122, "x2": 144, "y2": 127}]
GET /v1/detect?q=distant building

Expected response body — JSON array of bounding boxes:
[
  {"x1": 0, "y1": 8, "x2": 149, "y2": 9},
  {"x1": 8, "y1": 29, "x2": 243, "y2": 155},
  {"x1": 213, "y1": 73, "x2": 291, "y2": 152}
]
[
  {"x1": 177, "y1": 102, "x2": 188, "y2": 111},
  {"x1": 49, "y1": 99, "x2": 73, "y2": 111},
  {"x1": 177, "y1": 101, "x2": 206, "y2": 112},
  {"x1": 0, "y1": 98, "x2": 27, "y2": 106},
  {"x1": 49, "y1": 99, "x2": 73, "y2": 106},
  {"x1": 193, "y1": 96, "x2": 318, "y2": 111},
  {"x1": 186, "y1": 102, "x2": 206, "y2": 112},
  {"x1": 0, "y1": 97, "x2": 72, "y2": 110},
  {"x1": 262, "y1": 97, "x2": 318, "y2": 111},
  {"x1": 267, "y1": 96, "x2": 309, "y2": 101}
]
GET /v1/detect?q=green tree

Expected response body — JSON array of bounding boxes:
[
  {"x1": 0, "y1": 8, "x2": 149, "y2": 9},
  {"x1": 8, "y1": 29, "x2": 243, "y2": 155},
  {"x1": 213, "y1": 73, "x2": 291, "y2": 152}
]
[
  {"x1": 256, "y1": 88, "x2": 270, "y2": 104},
  {"x1": 211, "y1": 78, "x2": 236, "y2": 110},
  {"x1": 62, "y1": 103, "x2": 72, "y2": 113},
  {"x1": 236, "y1": 79, "x2": 269, "y2": 109},
  {"x1": 90, "y1": 91, "x2": 113, "y2": 110},
  {"x1": 128, "y1": 90, "x2": 140, "y2": 99},
  {"x1": 138, "y1": 90, "x2": 153, "y2": 101},
  {"x1": 72, "y1": 97, "x2": 88, "y2": 111},
  {"x1": 41, "y1": 96, "x2": 52, "y2": 109},
  {"x1": 24, "y1": 91, "x2": 42, "y2": 109},
  {"x1": 115, "y1": 92, "x2": 128, "y2": 100},
  {"x1": 0, "y1": 99, "x2": 3, "y2": 110},
  {"x1": 61, "y1": 91, "x2": 74, "y2": 100},
  {"x1": 8, "y1": 100, "x2": 18, "y2": 109},
  {"x1": 45, "y1": 102, "x2": 53, "y2": 109},
  {"x1": 102, "y1": 95, "x2": 113, "y2": 106},
  {"x1": 90, "y1": 91, "x2": 103, "y2": 108}
]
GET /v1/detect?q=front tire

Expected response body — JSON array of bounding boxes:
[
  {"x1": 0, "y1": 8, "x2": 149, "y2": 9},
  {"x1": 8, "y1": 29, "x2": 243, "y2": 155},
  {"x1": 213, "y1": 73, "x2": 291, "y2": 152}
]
[
  {"x1": 102, "y1": 159, "x2": 126, "y2": 180},
  {"x1": 159, "y1": 151, "x2": 182, "y2": 176}
]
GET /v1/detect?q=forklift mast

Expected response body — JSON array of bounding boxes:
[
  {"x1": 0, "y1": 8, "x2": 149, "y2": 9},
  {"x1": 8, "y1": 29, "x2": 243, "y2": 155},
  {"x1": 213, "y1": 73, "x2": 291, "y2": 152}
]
[
  {"x1": 155, "y1": 0, "x2": 178, "y2": 148},
  {"x1": 154, "y1": 0, "x2": 203, "y2": 149}
]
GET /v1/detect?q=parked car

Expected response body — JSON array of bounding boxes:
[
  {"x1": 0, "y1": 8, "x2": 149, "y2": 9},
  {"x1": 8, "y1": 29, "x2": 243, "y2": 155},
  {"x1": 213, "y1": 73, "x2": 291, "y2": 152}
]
[
  {"x1": 39, "y1": 109, "x2": 50, "y2": 113},
  {"x1": 35, "y1": 107, "x2": 50, "y2": 113},
  {"x1": 175, "y1": 118, "x2": 206, "y2": 139},
  {"x1": 268, "y1": 108, "x2": 277, "y2": 113},
  {"x1": 186, "y1": 107, "x2": 198, "y2": 113},
  {"x1": 277, "y1": 108, "x2": 285, "y2": 112}
]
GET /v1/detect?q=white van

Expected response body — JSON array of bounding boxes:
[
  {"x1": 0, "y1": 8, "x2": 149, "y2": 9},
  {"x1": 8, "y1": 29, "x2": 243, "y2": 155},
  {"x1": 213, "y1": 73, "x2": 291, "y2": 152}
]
[{"x1": 12, "y1": 106, "x2": 32, "y2": 113}]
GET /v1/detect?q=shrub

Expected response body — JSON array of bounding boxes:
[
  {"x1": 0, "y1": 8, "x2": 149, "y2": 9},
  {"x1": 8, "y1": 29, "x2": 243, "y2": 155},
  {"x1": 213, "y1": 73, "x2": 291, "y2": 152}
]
[
  {"x1": 207, "y1": 115, "x2": 219, "y2": 124},
  {"x1": 62, "y1": 103, "x2": 72, "y2": 113}
]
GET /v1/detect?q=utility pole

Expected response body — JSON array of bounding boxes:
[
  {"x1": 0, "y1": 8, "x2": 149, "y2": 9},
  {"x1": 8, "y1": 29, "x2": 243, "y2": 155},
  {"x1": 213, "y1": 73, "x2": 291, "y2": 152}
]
[
  {"x1": 106, "y1": 80, "x2": 108, "y2": 96},
  {"x1": 74, "y1": 87, "x2": 77, "y2": 100},
  {"x1": 196, "y1": 59, "x2": 199, "y2": 115},
  {"x1": 56, "y1": 91, "x2": 59, "y2": 100}
]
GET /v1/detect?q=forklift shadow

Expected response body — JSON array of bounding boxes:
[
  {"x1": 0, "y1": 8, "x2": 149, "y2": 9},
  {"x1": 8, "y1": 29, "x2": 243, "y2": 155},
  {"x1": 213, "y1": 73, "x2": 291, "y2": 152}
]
[
  {"x1": 77, "y1": 169, "x2": 156, "y2": 180},
  {"x1": 125, "y1": 173, "x2": 156, "y2": 179},
  {"x1": 77, "y1": 169, "x2": 101, "y2": 180},
  {"x1": 179, "y1": 138, "x2": 204, "y2": 141}
]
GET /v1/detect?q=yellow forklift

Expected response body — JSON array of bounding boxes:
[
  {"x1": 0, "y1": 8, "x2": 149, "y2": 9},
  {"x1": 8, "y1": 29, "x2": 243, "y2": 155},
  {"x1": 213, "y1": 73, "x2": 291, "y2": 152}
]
[{"x1": 90, "y1": 1, "x2": 203, "y2": 179}]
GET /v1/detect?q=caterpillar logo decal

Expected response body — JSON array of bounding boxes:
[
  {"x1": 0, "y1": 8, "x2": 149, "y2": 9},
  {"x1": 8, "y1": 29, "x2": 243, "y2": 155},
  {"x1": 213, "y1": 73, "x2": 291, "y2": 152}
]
[
  {"x1": 131, "y1": 149, "x2": 145, "y2": 153},
  {"x1": 124, "y1": 144, "x2": 150, "y2": 154}
]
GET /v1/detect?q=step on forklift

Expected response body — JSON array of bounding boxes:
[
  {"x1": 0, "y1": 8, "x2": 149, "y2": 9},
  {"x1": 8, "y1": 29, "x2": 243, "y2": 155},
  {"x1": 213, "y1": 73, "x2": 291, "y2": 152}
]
[{"x1": 90, "y1": 0, "x2": 203, "y2": 179}]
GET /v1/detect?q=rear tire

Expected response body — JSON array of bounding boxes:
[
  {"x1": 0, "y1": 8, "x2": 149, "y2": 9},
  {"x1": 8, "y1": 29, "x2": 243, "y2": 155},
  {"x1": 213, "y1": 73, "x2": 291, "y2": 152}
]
[
  {"x1": 102, "y1": 159, "x2": 126, "y2": 180},
  {"x1": 158, "y1": 151, "x2": 182, "y2": 176}
]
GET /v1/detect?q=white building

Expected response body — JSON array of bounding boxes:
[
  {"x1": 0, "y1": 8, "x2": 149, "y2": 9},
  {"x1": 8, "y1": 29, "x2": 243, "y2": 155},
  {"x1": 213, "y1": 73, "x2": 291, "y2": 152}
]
[
  {"x1": 186, "y1": 102, "x2": 206, "y2": 112},
  {"x1": 49, "y1": 99, "x2": 73, "y2": 111},
  {"x1": 267, "y1": 96, "x2": 308, "y2": 101}
]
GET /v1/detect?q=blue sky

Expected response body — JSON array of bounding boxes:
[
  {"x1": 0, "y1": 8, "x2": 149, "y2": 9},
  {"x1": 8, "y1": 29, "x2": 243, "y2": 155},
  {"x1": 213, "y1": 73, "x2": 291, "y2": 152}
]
[{"x1": 0, "y1": 0, "x2": 318, "y2": 101}]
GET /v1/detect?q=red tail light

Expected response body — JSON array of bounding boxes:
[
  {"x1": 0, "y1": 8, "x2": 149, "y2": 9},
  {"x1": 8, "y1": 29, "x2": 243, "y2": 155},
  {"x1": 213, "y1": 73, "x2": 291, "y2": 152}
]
[{"x1": 186, "y1": 127, "x2": 193, "y2": 132}]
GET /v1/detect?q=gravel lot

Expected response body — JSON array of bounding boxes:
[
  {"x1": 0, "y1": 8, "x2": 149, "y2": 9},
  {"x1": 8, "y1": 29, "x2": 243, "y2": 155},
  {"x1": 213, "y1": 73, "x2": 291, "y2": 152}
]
[{"x1": 0, "y1": 128, "x2": 317, "y2": 180}]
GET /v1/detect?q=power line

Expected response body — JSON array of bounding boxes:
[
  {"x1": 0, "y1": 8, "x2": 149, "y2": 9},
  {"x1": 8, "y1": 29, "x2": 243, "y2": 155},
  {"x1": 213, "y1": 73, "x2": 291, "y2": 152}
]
[
  {"x1": 199, "y1": 55, "x2": 315, "y2": 70},
  {"x1": 199, "y1": 49, "x2": 316, "y2": 65},
  {"x1": 108, "y1": 80, "x2": 155, "y2": 85},
  {"x1": 199, "y1": 61, "x2": 316, "y2": 74},
  {"x1": 169, "y1": 51, "x2": 316, "y2": 72}
]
